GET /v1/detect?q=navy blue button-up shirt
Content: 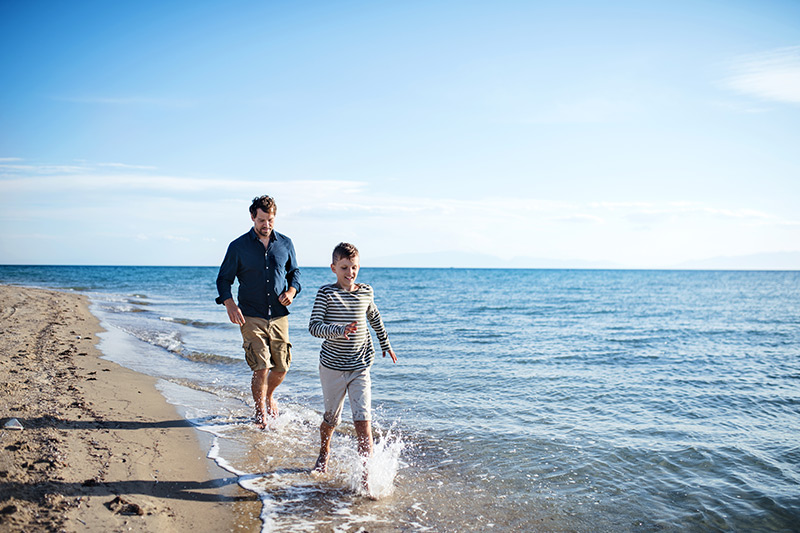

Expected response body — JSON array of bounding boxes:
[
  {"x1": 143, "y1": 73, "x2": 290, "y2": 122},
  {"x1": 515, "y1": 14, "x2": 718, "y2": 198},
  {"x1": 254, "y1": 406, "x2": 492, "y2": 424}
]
[{"x1": 215, "y1": 228, "x2": 301, "y2": 319}]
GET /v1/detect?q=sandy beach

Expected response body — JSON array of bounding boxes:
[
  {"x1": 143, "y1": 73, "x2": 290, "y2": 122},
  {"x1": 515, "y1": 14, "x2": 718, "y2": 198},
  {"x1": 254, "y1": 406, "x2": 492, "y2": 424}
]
[{"x1": 0, "y1": 285, "x2": 262, "y2": 532}]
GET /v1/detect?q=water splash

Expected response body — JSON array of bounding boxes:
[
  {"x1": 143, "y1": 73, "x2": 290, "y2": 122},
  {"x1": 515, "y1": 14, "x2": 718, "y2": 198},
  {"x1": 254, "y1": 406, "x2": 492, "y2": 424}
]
[{"x1": 344, "y1": 426, "x2": 405, "y2": 499}]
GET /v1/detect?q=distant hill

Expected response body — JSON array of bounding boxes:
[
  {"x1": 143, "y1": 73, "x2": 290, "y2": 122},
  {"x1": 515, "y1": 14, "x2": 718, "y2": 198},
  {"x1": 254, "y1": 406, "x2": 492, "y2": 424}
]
[
  {"x1": 673, "y1": 251, "x2": 800, "y2": 271},
  {"x1": 369, "y1": 250, "x2": 800, "y2": 270},
  {"x1": 370, "y1": 251, "x2": 619, "y2": 269}
]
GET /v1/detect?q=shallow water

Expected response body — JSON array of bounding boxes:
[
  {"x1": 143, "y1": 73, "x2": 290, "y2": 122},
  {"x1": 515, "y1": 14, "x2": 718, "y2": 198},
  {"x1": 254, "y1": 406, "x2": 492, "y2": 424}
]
[{"x1": 2, "y1": 265, "x2": 799, "y2": 531}]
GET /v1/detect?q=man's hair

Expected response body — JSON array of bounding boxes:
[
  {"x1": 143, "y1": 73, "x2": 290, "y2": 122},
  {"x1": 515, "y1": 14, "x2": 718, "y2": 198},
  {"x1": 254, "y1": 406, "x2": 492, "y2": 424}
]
[
  {"x1": 249, "y1": 195, "x2": 277, "y2": 217},
  {"x1": 332, "y1": 242, "x2": 359, "y2": 263}
]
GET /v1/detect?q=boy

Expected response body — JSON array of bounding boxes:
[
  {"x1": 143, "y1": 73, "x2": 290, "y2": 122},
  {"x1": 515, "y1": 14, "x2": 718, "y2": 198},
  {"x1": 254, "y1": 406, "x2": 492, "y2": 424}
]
[{"x1": 308, "y1": 242, "x2": 397, "y2": 477}]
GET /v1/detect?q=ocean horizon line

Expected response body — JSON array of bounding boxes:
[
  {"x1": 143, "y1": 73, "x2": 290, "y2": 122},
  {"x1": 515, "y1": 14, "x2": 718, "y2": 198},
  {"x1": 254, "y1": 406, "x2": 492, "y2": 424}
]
[{"x1": 1, "y1": 263, "x2": 799, "y2": 272}]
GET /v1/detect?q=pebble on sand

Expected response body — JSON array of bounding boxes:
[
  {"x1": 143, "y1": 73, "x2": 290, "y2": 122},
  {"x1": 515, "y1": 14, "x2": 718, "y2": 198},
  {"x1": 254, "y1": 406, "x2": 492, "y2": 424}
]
[{"x1": 3, "y1": 418, "x2": 23, "y2": 431}]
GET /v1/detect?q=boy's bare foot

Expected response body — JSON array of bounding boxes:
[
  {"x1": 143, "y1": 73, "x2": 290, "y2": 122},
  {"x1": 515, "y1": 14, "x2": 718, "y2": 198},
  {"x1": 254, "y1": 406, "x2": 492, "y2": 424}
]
[
  {"x1": 361, "y1": 468, "x2": 371, "y2": 494},
  {"x1": 312, "y1": 453, "x2": 328, "y2": 475}
]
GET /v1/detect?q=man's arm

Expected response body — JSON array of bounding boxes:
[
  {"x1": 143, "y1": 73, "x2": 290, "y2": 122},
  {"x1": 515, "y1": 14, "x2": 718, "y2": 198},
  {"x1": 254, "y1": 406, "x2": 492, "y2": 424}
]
[
  {"x1": 216, "y1": 243, "x2": 244, "y2": 325},
  {"x1": 279, "y1": 240, "x2": 301, "y2": 306},
  {"x1": 278, "y1": 286, "x2": 296, "y2": 306},
  {"x1": 223, "y1": 298, "x2": 246, "y2": 326},
  {"x1": 215, "y1": 243, "x2": 237, "y2": 305}
]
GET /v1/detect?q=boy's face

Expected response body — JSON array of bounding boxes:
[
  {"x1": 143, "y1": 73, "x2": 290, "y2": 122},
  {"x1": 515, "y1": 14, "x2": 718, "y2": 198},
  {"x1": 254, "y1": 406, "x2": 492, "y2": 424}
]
[
  {"x1": 331, "y1": 255, "x2": 360, "y2": 290},
  {"x1": 251, "y1": 208, "x2": 276, "y2": 239}
]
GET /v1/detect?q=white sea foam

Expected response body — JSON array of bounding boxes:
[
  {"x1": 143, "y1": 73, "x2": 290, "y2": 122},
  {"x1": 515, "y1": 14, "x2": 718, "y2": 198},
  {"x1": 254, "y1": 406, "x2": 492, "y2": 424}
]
[
  {"x1": 344, "y1": 427, "x2": 405, "y2": 499},
  {"x1": 154, "y1": 378, "x2": 409, "y2": 532},
  {"x1": 8, "y1": 265, "x2": 799, "y2": 532}
]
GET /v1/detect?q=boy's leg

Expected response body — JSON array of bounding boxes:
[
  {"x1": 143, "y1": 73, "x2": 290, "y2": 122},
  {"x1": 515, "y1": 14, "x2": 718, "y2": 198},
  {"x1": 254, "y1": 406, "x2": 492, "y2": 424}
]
[
  {"x1": 348, "y1": 368, "x2": 373, "y2": 491},
  {"x1": 348, "y1": 368, "x2": 373, "y2": 458},
  {"x1": 354, "y1": 420, "x2": 373, "y2": 457},
  {"x1": 315, "y1": 365, "x2": 347, "y2": 473},
  {"x1": 354, "y1": 420, "x2": 373, "y2": 493},
  {"x1": 314, "y1": 421, "x2": 336, "y2": 473}
]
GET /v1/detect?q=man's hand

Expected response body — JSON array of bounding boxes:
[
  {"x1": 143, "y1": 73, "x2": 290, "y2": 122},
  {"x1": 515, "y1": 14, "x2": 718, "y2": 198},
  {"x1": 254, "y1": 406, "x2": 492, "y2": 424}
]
[
  {"x1": 278, "y1": 287, "x2": 297, "y2": 307},
  {"x1": 383, "y1": 349, "x2": 397, "y2": 364},
  {"x1": 223, "y1": 298, "x2": 246, "y2": 326}
]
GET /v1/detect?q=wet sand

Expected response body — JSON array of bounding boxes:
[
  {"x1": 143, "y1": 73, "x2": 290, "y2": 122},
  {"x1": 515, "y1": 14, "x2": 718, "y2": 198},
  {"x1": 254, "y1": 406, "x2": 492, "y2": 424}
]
[{"x1": 0, "y1": 285, "x2": 263, "y2": 532}]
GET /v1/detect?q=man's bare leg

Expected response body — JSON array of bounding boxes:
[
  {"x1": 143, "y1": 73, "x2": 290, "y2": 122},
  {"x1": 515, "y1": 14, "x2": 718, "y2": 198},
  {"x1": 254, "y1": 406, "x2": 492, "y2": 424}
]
[
  {"x1": 313, "y1": 421, "x2": 336, "y2": 474},
  {"x1": 266, "y1": 370, "x2": 286, "y2": 417},
  {"x1": 251, "y1": 369, "x2": 268, "y2": 429}
]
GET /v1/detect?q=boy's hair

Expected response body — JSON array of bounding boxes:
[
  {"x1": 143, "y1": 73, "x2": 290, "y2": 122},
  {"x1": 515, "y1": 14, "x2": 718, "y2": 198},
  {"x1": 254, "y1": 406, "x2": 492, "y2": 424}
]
[
  {"x1": 332, "y1": 242, "x2": 359, "y2": 263},
  {"x1": 249, "y1": 195, "x2": 277, "y2": 217}
]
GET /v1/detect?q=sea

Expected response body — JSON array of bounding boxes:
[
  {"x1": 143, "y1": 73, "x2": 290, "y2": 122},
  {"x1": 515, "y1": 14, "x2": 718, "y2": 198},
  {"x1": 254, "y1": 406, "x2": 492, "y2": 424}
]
[{"x1": 1, "y1": 265, "x2": 798, "y2": 532}]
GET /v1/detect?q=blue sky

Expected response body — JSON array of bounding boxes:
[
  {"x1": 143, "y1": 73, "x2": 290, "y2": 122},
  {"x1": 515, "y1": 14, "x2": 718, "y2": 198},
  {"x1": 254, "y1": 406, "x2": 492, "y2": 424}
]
[{"x1": 1, "y1": 0, "x2": 799, "y2": 268}]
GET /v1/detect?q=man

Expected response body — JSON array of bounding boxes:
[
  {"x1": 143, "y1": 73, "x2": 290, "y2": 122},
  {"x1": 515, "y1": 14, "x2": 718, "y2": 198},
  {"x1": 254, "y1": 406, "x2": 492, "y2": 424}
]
[{"x1": 216, "y1": 195, "x2": 301, "y2": 428}]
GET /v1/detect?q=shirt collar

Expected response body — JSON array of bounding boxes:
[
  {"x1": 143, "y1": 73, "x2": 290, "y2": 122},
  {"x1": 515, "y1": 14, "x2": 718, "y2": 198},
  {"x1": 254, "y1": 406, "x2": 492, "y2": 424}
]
[{"x1": 249, "y1": 227, "x2": 277, "y2": 243}]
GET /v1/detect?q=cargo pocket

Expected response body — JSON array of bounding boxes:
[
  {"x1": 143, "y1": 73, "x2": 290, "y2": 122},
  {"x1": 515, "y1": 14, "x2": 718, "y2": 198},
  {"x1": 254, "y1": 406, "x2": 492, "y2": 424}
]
[
  {"x1": 283, "y1": 342, "x2": 293, "y2": 367},
  {"x1": 242, "y1": 340, "x2": 258, "y2": 371},
  {"x1": 269, "y1": 341, "x2": 292, "y2": 372}
]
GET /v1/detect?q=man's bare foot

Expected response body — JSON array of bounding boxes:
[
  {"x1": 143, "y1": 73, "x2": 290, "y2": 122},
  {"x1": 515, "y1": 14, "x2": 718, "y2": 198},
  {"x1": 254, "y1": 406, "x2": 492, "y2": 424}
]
[
  {"x1": 266, "y1": 396, "x2": 279, "y2": 418},
  {"x1": 312, "y1": 453, "x2": 328, "y2": 475},
  {"x1": 254, "y1": 405, "x2": 268, "y2": 429}
]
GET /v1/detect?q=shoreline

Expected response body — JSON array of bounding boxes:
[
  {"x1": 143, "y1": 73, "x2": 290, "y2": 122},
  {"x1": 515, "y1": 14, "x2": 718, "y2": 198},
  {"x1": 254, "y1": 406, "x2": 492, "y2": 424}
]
[{"x1": 0, "y1": 285, "x2": 262, "y2": 532}]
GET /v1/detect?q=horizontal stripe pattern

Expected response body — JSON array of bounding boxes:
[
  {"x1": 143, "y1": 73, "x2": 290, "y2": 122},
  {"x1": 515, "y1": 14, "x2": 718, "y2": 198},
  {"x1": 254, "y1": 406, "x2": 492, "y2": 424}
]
[{"x1": 308, "y1": 283, "x2": 391, "y2": 371}]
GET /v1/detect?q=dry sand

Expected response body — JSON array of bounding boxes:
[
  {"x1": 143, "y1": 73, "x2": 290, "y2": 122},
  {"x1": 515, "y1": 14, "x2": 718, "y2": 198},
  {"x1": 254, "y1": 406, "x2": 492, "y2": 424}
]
[{"x1": 0, "y1": 285, "x2": 263, "y2": 532}]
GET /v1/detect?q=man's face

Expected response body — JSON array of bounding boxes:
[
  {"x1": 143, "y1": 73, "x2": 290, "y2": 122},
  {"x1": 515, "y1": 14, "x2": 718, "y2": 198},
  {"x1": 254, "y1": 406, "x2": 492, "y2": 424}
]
[{"x1": 252, "y1": 208, "x2": 276, "y2": 239}]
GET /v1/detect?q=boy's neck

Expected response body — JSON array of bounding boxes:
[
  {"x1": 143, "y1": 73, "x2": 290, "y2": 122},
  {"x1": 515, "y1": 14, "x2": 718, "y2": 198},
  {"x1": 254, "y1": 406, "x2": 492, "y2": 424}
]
[{"x1": 336, "y1": 281, "x2": 357, "y2": 292}]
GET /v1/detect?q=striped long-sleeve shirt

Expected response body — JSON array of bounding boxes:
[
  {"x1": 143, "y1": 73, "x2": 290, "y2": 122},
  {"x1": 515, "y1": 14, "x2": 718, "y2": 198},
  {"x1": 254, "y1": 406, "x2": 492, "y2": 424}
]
[{"x1": 308, "y1": 283, "x2": 392, "y2": 371}]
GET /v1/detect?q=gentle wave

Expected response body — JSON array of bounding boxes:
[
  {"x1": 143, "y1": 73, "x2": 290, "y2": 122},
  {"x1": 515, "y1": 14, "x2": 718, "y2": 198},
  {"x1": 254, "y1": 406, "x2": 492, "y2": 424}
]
[
  {"x1": 159, "y1": 316, "x2": 227, "y2": 328},
  {"x1": 119, "y1": 325, "x2": 239, "y2": 366},
  {"x1": 181, "y1": 351, "x2": 241, "y2": 365},
  {"x1": 99, "y1": 303, "x2": 148, "y2": 313},
  {"x1": 6, "y1": 266, "x2": 798, "y2": 532}
]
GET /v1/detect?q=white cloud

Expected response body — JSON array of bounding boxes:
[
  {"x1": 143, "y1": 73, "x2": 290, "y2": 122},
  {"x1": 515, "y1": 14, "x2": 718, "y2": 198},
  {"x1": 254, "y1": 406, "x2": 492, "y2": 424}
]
[
  {"x1": 97, "y1": 162, "x2": 158, "y2": 170},
  {"x1": 0, "y1": 163, "x2": 90, "y2": 175},
  {"x1": 554, "y1": 214, "x2": 605, "y2": 224},
  {"x1": 51, "y1": 95, "x2": 199, "y2": 108},
  {"x1": 724, "y1": 46, "x2": 800, "y2": 104},
  {"x1": 164, "y1": 235, "x2": 190, "y2": 242},
  {"x1": 1, "y1": 162, "x2": 797, "y2": 268},
  {"x1": 0, "y1": 170, "x2": 366, "y2": 197}
]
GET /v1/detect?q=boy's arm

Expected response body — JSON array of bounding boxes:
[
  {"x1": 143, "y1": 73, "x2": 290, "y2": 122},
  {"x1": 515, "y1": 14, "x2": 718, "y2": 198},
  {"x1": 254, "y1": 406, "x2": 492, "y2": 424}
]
[
  {"x1": 308, "y1": 288, "x2": 348, "y2": 339},
  {"x1": 366, "y1": 300, "x2": 392, "y2": 353}
]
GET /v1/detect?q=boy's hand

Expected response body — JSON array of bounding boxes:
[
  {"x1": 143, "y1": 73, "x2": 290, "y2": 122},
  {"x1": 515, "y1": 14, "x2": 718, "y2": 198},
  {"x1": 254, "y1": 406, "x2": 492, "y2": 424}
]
[
  {"x1": 383, "y1": 349, "x2": 397, "y2": 364},
  {"x1": 343, "y1": 321, "x2": 358, "y2": 339}
]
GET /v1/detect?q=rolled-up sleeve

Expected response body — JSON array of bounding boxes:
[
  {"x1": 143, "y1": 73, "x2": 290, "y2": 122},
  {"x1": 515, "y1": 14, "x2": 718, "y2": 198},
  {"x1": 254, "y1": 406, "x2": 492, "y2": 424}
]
[
  {"x1": 286, "y1": 240, "x2": 301, "y2": 295},
  {"x1": 215, "y1": 243, "x2": 237, "y2": 305}
]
